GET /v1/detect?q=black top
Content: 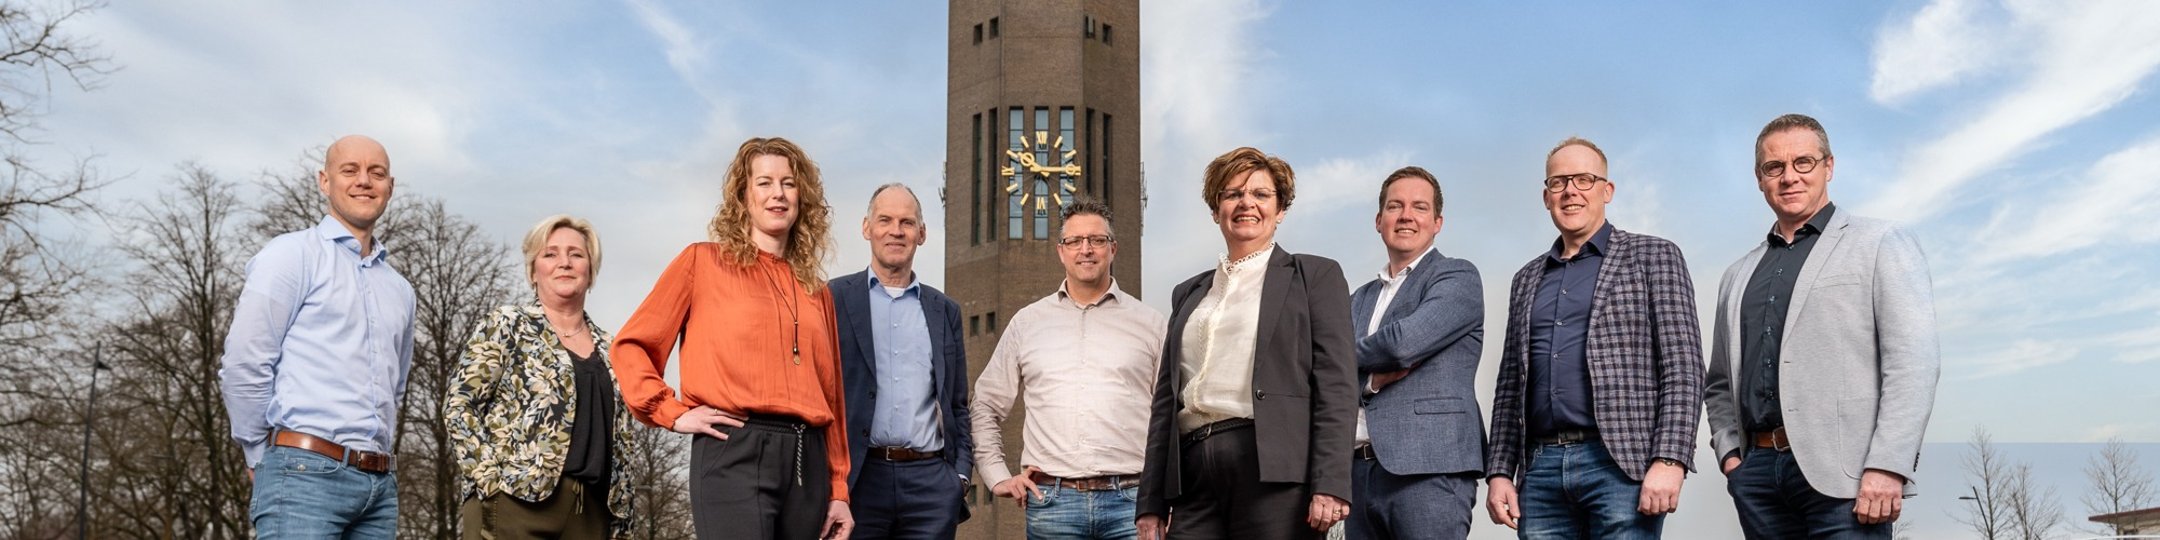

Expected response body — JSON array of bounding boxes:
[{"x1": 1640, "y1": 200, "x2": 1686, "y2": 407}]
[
  {"x1": 1528, "y1": 222, "x2": 1612, "y2": 437},
  {"x1": 1740, "y1": 203, "x2": 1837, "y2": 433},
  {"x1": 562, "y1": 346, "x2": 613, "y2": 485}
]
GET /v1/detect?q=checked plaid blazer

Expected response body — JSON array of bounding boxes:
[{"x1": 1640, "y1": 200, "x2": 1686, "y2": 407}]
[{"x1": 1485, "y1": 226, "x2": 1705, "y2": 482}]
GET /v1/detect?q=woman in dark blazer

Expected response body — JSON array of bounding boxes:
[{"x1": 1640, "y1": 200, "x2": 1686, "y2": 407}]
[{"x1": 1135, "y1": 147, "x2": 1358, "y2": 540}]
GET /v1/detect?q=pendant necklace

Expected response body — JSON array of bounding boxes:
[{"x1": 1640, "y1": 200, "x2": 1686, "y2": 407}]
[{"x1": 763, "y1": 261, "x2": 803, "y2": 365}]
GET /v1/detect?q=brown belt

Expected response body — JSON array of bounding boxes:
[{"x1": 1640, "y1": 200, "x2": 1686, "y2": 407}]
[
  {"x1": 1354, "y1": 444, "x2": 1378, "y2": 460},
  {"x1": 1750, "y1": 427, "x2": 1792, "y2": 451},
  {"x1": 868, "y1": 446, "x2": 941, "y2": 462},
  {"x1": 274, "y1": 430, "x2": 393, "y2": 473},
  {"x1": 1027, "y1": 470, "x2": 1139, "y2": 491}
]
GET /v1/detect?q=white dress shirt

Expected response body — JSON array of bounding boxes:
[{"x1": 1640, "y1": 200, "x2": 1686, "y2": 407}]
[{"x1": 1178, "y1": 245, "x2": 1274, "y2": 433}]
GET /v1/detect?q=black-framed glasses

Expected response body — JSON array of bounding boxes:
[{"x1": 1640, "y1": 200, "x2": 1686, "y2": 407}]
[
  {"x1": 1542, "y1": 173, "x2": 1606, "y2": 193},
  {"x1": 1057, "y1": 234, "x2": 1114, "y2": 248},
  {"x1": 1758, "y1": 155, "x2": 1824, "y2": 178},
  {"x1": 1216, "y1": 188, "x2": 1278, "y2": 204}
]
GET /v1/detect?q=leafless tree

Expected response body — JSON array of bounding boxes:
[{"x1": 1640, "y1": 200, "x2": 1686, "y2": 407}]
[
  {"x1": 623, "y1": 427, "x2": 696, "y2": 540},
  {"x1": 2004, "y1": 461, "x2": 2064, "y2": 540},
  {"x1": 2083, "y1": 437, "x2": 2155, "y2": 535},
  {"x1": 1956, "y1": 427, "x2": 2013, "y2": 540},
  {"x1": 0, "y1": 0, "x2": 116, "y2": 347}
]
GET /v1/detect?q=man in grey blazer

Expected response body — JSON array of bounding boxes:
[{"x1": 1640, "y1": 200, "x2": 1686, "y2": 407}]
[
  {"x1": 1705, "y1": 114, "x2": 1940, "y2": 539},
  {"x1": 1346, "y1": 167, "x2": 1486, "y2": 540},
  {"x1": 1485, "y1": 137, "x2": 1704, "y2": 539}
]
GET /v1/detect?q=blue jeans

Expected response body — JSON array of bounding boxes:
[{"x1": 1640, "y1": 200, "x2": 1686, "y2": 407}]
[
  {"x1": 249, "y1": 445, "x2": 399, "y2": 538},
  {"x1": 1726, "y1": 447, "x2": 1889, "y2": 540},
  {"x1": 1515, "y1": 440, "x2": 1661, "y2": 540},
  {"x1": 1025, "y1": 478, "x2": 1138, "y2": 540}
]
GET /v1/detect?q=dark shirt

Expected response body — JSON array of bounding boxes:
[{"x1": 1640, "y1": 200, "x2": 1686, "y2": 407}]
[
  {"x1": 1528, "y1": 222, "x2": 1612, "y2": 438},
  {"x1": 562, "y1": 346, "x2": 612, "y2": 485},
  {"x1": 1740, "y1": 203, "x2": 1837, "y2": 433}
]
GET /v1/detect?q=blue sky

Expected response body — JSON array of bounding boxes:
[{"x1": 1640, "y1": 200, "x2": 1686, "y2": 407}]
[{"x1": 26, "y1": 0, "x2": 2160, "y2": 533}]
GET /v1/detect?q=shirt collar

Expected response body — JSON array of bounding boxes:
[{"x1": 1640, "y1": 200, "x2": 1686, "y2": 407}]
[
  {"x1": 1378, "y1": 248, "x2": 1435, "y2": 283},
  {"x1": 1768, "y1": 202, "x2": 1838, "y2": 245},
  {"x1": 1544, "y1": 222, "x2": 1613, "y2": 264},
  {"x1": 1220, "y1": 243, "x2": 1276, "y2": 276},
  {"x1": 313, "y1": 215, "x2": 387, "y2": 264},
  {"x1": 1057, "y1": 279, "x2": 1126, "y2": 308},
  {"x1": 867, "y1": 268, "x2": 921, "y2": 298}
]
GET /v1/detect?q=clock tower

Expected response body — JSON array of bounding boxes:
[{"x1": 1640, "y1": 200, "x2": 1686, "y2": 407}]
[{"x1": 945, "y1": 1, "x2": 1141, "y2": 538}]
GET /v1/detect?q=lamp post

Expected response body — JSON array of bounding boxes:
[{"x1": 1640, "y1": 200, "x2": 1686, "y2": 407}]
[{"x1": 77, "y1": 343, "x2": 108, "y2": 540}]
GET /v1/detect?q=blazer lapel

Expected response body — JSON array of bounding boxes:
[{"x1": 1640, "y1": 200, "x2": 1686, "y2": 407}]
[
  {"x1": 842, "y1": 274, "x2": 878, "y2": 379},
  {"x1": 1586, "y1": 230, "x2": 1629, "y2": 345},
  {"x1": 1251, "y1": 247, "x2": 1295, "y2": 364},
  {"x1": 1351, "y1": 281, "x2": 1379, "y2": 338},
  {"x1": 1379, "y1": 249, "x2": 1443, "y2": 324},
  {"x1": 1781, "y1": 211, "x2": 1851, "y2": 343},
  {"x1": 1725, "y1": 244, "x2": 1769, "y2": 373},
  {"x1": 921, "y1": 293, "x2": 949, "y2": 402}
]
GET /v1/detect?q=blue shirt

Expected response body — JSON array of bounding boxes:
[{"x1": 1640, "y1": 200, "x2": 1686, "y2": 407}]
[
  {"x1": 219, "y1": 216, "x2": 416, "y2": 467},
  {"x1": 1527, "y1": 222, "x2": 1611, "y2": 437},
  {"x1": 866, "y1": 273, "x2": 942, "y2": 451}
]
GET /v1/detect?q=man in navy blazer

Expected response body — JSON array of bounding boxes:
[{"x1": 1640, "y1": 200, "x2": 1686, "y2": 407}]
[
  {"x1": 831, "y1": 183, "x2": 973, "y2": 539},
  {"x1": 1345, "y1": 167, "x2": 1486, "y2": 540}
]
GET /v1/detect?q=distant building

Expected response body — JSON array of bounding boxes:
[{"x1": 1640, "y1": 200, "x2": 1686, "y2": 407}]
[{"x1": 2092, "y1": 506, "x2": 2160, "y2": 535}]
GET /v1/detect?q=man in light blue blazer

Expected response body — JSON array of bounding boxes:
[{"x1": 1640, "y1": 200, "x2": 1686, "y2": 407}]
[
  {"x1": 1705, "y1": 114, "x2": 1940, "y2": 539},
  {"x1": 1345, "y1": 166, "x2": 1486, "y2": 540}
]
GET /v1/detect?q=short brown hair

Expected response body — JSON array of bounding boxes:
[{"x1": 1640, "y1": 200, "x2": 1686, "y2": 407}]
[
  {"x1": 1754, "y1": 113, "x2": 1833, "y2": 171},
  {"x1": 1201, "y1": 147, "x2": 1297, "y2": 211},
  {"x1": 1377, "y1": 166, "x2": 1442, "y2": 214},
  {"x1": 707, "y1": 137, "x2": 833, "y2": 293},
  {"x1": 1060, "y1": 198, "x2": 1116, "y2": 237},
  {"x1": 522, "y1": 214, "x2": 602, "y2": 288}
]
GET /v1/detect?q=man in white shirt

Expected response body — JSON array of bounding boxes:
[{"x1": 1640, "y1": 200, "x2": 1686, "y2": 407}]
[
  {"x1": 1345, "y1": 167, "x2": 1487, "y2": 540},
  {"x1": 972, "y1": 200, "x2": 1167, "y2": 540}
]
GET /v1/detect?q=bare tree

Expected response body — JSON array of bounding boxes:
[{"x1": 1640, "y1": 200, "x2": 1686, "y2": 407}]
[
  {"x1": 2004, "y1": 462, "x2": 2064, "y2": 540},
  {"x1": 0, "y1": 0, "x2": 116, "y2": 346},
  {"x1": 2083, "y1": 437, "x2": 2155, "y2": 535},
  {"x1": 387, "y1": 196, "x2": 515, "y2": 539},
  {"x1": 623, "y1": 427, "x2": 695, "y2": 540},
  {"x1": 1957, "y1": 427, "x2": 2013, "y2": 540}
]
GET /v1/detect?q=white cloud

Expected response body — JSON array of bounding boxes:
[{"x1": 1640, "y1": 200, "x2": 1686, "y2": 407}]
[
  {"x1": 1965, "y1": 338, "x2": 2077, "y2": 379},
  {"x1": 1868, "y1": 0, "x2": 2006, "y2": 104},
  {"x1": 1862, "y1": 0, "x2": 2160, "y2": 222},
  {"x1": 1982, "y1": 132, "x2": 2160, "y2": 263},
  {"x1": 1137, "y1": 0, "x2": 1274, "y2": 305},
  {"x1": 1291, "y1": 147, "x2": 1413, "y2": 215}
]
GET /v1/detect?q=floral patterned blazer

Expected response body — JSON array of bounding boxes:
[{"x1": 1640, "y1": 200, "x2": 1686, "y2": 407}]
[{"x1": 448, "y1": 300, "x2": 638, "y2": 536}]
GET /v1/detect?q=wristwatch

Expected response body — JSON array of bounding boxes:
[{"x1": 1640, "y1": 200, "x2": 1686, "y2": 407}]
[{"x1": 1654, "y1": 457, "x2": 1684, "y2": 468}]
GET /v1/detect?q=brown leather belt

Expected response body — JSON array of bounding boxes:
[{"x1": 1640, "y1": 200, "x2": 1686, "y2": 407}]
[
  {"x1": 868, "y1": 446, "x2": 941, "y2": 462},
  {"x1": 1354, "y1": 444, "x2": 1378, "y2": 460},
  {"x1": 1750, "y1": 427, "x2": 1792, "y2": 451},
  {"x1": 274, "y1": 430, "x2": 393, "y2": 473},
  {"x1": 1028, "y1": 470, "x2": 1139, "y2": 491}
]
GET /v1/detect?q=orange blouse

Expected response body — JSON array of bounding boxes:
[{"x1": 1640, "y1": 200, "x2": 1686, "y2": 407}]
[{"x1": 611, "y1": 243, "x2": 850, "y2": 501}]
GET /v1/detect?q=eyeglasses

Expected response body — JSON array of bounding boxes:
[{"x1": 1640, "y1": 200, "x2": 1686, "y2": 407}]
[
  {"x1": 1216, "y1": 188, "x2": 1278, "y2": 204},
  {"x1": 1543, "y1": 173, "x2": 1607, "y2": 193},
  {"x1": 1057, "y1": 234, "x2": 1115, "y2": 249},
  {"x1": 1758, "y1": 155, "x2": 1824, "y2": 178}
]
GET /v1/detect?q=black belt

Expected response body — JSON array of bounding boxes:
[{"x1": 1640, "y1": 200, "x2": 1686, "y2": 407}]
[
  {"x1": 869, "y1": 446, "x2": 941, "y2": 462},
  {"x1": 1182, "y1": 418, "x2": 1253, "y2": 446},
  {"x1": 1530, "y1": 429, "x2": 1599, "y2": 446},
  {"x1": 1354, "y1": 444, "x2": 1377, "y2": 460}
]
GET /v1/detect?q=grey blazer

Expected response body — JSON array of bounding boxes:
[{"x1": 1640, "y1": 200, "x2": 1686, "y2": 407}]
[
  {"x1": 1705, "y1": 210, "x2": 1940, "y2": 499},
  {"x1": 1351, "y1": 249, "x2": 1486, "y2": 476},
  {"x1": 1137, "y1": 246, "x2": 1358, "y2": 517}
]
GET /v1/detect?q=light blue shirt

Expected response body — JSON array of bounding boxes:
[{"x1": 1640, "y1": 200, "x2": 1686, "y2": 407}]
[
  {"x1": 219, "y1": 216, "x2": 416, "y2": 467},
  {"x1": 866, "y1": 272, "x2": 942, "y2": 451}
]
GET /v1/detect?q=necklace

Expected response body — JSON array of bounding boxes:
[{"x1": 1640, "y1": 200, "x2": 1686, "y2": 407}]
[
  {"x1": 762, "y1": 261, "x2": 803, "y2": 365},
  {"x1": 545, "y1": 311, "x2": 587, "y2": 338}
]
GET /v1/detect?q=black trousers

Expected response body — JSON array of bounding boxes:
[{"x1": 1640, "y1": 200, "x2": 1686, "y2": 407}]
[
  {"x1": 1168, "y1": 421, "x2": 1321, "y2": 540},
  {"x1": 691, "y1": 415, "x2": 832, "y2": 540}
]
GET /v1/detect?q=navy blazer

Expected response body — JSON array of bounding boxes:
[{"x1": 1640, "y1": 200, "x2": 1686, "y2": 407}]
[
  {"x1": 1351, "y1": 249, "x2": 1487, "y2": 477},
  {"x1": 829, "y1": 270, "x2": 974, "y2": 491}
]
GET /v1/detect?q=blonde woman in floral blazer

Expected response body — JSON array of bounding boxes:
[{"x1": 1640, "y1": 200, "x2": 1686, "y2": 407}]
[{"x1": 448, "y1": 215, "x2": 639, "y2": 539}]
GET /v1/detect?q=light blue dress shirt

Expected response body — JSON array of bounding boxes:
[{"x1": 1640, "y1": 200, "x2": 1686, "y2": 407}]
[
  {"x1": 219, "y1": 216, "x2": 416, "y2": 467},
  {"x1": 866, "y1": 273, "x2": 942, "y2": 451}
]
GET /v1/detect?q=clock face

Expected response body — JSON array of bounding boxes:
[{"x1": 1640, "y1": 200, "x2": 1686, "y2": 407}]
[{"x1": 1000, "y1": 130, "x2": 1080, "y2": 213}]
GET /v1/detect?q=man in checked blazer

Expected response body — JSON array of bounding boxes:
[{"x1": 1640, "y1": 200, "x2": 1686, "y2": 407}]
[
  {"x1": 1484, "y1": 137, "x2": 1704, "y2": 539},
  {"x1": 1704, "y1": 114, "x2": 1939, "y2": 539}
]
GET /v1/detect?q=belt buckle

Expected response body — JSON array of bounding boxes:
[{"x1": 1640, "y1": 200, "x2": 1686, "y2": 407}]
[
  {"x1": 881, "y1": 447, "x2": 898, "y2": 461},
  {"x1": 1772, "y1": 430, "x2": 1791, "y2": 452}
]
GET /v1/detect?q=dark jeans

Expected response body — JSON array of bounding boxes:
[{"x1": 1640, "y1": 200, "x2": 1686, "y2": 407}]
[
  {"x1": 249, "y1": 445, "x2": 399, "y2": 538},
  {"x1": 852, "y1": 458, "x2": 964, "y2": 540},
  {"x1": 1515, "y1": 440, "x2": 1662, "y2": 540},
  {"x1": 458, "y1": 476, "x2": 608, "y2": 539},
  {"x1": 1346, "y1": 457, "x2": 1475, "y2": 540},
  {"x1": 1727, "y1": 447, "x2": 1890, "y2": 540},
  {"x1": 691, "y1": 415, "x2": 832, "y2": 539},
  {"x1": 1168, "y1": 422, "x2": 1322, "y2": 540}
]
